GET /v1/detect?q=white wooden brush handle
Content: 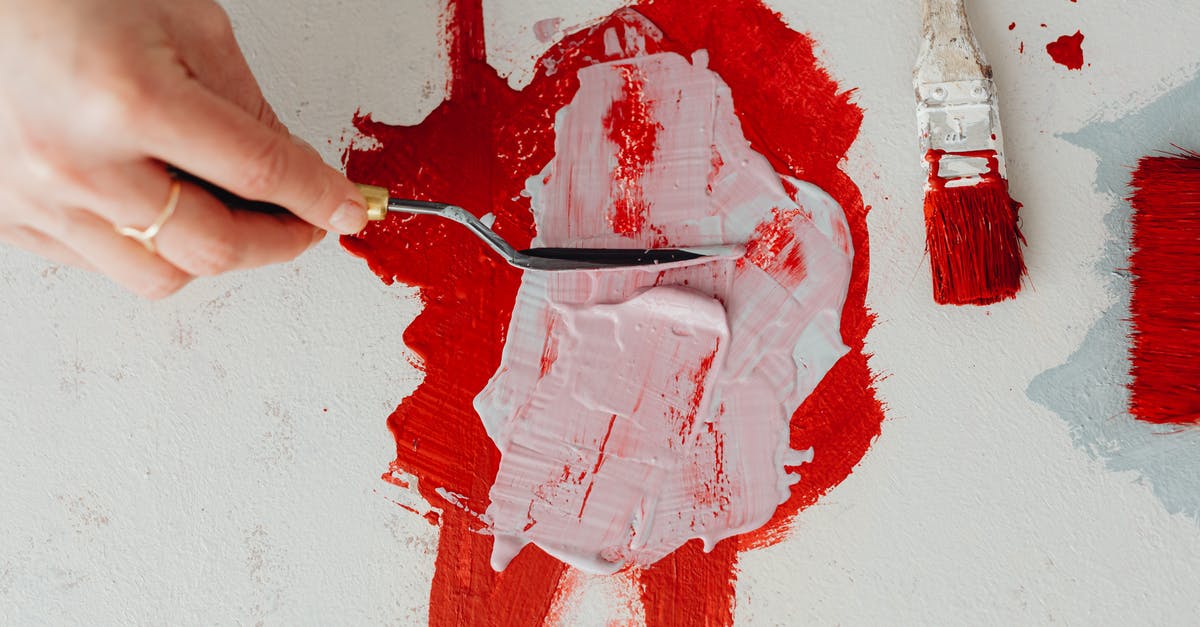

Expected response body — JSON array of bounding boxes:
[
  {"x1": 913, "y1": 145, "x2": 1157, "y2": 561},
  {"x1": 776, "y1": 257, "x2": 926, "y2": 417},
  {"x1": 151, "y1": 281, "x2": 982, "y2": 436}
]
[{"x1": 916, "y1": 0, "x2": 990, "y2": 85}]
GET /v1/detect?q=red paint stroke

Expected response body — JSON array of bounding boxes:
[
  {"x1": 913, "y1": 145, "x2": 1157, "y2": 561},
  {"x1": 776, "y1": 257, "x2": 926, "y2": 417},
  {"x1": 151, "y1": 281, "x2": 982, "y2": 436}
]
[
  {"x1": 1128, "y1": 149, "x2": 1200, "y2": 424},
  {"x1": 538, "y1": 311, "x2": 561, "y2": 378},
  {"x1": 740, "y1": 207, "x2": 808, "y2": 286},
  {"x1": 576, "y1": 412, "x2": 617, "y2": 519},
  {"x1": 923, "y1": 149, "x2": 1026, "y2": 306},
  {"x1": 604, "y1": 64, "x2": 662, "y2": 236},
  {"x1": 341, "y1": 0, "x2": 884, "y2": 624},
  {"x1": 638, "y1": 539, "x2": 738, "y2": 627},
  {"x1": 674, "y1": 343, "x2": 721, "y2": 440},
  {"x1": 1047, "y1": 31, "x2": 1086, "y2": 70}
]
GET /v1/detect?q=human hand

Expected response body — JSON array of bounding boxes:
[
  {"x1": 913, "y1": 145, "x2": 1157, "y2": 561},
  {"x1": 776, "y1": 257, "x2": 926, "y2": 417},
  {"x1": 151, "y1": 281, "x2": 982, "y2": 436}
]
[{"x1": 0, "y1": 0, "x2": 369, "y2": 299}]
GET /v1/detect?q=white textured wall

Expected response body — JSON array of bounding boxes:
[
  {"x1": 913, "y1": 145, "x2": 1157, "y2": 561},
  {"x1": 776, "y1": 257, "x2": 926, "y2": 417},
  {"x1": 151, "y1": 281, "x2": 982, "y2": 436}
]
[{"x1": 2, "y1": 1, "x2": 1199, "y2": 624}]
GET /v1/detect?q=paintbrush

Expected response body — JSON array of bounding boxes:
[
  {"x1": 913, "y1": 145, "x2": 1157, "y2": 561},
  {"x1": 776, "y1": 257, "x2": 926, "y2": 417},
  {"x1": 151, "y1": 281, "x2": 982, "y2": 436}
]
[
  {"x1": 355, "y1": 184, "x2": 729, "y2": 271},
  {"x1": 1127, "y1": 149, "x2": 1200, "y2": 424},
  {"x1": 915, "y1": 0, "x2": 1025, "y2": 305}
]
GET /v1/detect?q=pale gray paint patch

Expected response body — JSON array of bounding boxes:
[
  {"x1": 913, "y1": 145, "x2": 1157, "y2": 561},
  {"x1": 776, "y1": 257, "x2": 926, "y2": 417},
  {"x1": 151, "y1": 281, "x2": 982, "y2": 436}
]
[{"x1": 1027, "y1": 73, "x2": 1200, "y2": 522}]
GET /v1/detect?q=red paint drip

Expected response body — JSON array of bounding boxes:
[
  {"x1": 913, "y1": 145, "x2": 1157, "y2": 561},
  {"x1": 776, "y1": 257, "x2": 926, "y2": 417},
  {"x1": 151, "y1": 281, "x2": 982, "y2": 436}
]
[
  {"x1": 604, "y1": 65, "x2": 663, "y2": 235},
  {"x1": 924, "y1": 149, "x2": 1026, "y2": 306},
  {"x1": 341, "y1": 0, "x2": 884, "y2": 624},
  {"x1": 1128, "y1": 150, "x2": 1200, "y2": 424},
  {"x1": 1047, "y1": 31, "x2": 1085, "y2": 70}
]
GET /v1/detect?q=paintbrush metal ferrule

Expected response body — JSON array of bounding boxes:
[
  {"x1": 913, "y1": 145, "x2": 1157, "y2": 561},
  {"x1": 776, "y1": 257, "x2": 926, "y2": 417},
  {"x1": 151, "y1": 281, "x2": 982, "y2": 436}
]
[{"x1": 917, "y1": 79, "x2": 1005, "y2": 185}]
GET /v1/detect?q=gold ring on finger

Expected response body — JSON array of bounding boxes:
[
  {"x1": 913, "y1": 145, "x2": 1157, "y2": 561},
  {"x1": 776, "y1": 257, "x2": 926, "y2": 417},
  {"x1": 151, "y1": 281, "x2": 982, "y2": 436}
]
[{"x1": 114, "y1": 179, "x2": 182, "y2": 255}]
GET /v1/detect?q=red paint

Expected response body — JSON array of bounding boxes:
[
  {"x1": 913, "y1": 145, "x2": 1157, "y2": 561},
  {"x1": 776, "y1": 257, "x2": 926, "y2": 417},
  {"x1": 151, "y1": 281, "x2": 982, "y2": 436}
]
[
  {"x1": 1047, "y1": 31, "x2": 1086, "y2": 70},
  {"x1": 604, "y1": 64, "x2": 663, "y2": 236},
  {"x1": 341, "y1": 0, "x2": 884, "y2": 624},
  {"x1": 923, "y1": 149, "x2": 1026, "y2": 306},
  {"x1": 707, "y1": 145, "x2": 725, "y2": 196},
  {"x1": 1008, "y1": 22, "x2": 1016, "y2": 30},
  {"x1": 538, "y1": 312, "x2": 561, "y2": 378},
  {"x1": 593, "y1": 415, "x2": 618, "y2": 474},
  {"x1": 639, "y1": 539, "x2": 739, "y2": 627},
  {"x1": 677, "y1": 344, "x2": 721, "y2": 440},
  {"x1": 1128, "y1": 150, "x2": 1200, "y2": 424},
  {"x1": 740, "y1": 207, "x2": 808, "y2": 286}
]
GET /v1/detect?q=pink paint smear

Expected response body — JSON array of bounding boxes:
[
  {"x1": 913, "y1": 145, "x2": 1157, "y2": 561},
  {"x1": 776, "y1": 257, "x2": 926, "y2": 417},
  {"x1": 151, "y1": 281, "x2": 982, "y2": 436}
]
[{"x1": 474, "y1": 48, "x2": 854, "y2": 574}]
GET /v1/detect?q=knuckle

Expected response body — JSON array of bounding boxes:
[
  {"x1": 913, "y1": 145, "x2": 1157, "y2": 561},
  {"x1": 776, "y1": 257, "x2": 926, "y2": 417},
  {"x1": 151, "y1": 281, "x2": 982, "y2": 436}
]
[
  {"x1": 20, "y1": 148, "x2": 55, "y2": 184},
  {"x1": 181, "y1": 236, "x2": 240, "y2": 276},
  {"x1": 235, "y1": 136, "x2": 289, "y2": 198},
  {"x1": 254, "y1": 98, "x2": 283, "y2": 130},
  {"x1": 21, "y1": 139, "x2": 93, "y2": 194},
  {"x1": 15, "y1": 129, "x2": 66, "y2": 184},
  {"x1": 85, "y1": 74, "x2": 158, "y2": 130},
  {"x1": 302, "y1": 171, "x2": 335, "y2": 221}
]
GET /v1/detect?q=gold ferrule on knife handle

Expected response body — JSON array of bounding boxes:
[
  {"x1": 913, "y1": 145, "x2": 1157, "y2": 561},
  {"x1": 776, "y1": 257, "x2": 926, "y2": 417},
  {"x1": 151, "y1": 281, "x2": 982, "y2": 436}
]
[{"x1": 355, "y1": 184, "x2": 391, "y2": 221}]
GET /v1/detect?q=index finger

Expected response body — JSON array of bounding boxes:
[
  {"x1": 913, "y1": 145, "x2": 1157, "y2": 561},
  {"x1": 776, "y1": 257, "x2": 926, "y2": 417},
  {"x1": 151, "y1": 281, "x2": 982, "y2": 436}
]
[{"x1": 138, "y1": 79, "x2": 369, "y2": 235}]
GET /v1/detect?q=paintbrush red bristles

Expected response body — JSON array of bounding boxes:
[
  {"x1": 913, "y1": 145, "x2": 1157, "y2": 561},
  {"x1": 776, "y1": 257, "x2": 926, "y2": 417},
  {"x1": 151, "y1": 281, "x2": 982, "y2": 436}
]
[
  {"x1": 916, "y1": 0, "x2": 1027, "y2": 306},
  {"x1": 924, "y1": 150, "x2": 1026, "y2": 305},
  {"x1": 1128, "y1": 149, "x2": 1200, "y2": 424}
]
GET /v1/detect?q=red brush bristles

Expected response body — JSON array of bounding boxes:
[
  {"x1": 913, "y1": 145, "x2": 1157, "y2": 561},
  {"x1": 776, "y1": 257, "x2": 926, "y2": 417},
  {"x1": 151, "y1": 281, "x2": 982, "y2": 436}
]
[
  {"x1": 1128, "y1": 149, "x2": 1200, "y2": 425},
  {"x1": 923, "y1": 150, "x2": 1027, "y2": 306}
]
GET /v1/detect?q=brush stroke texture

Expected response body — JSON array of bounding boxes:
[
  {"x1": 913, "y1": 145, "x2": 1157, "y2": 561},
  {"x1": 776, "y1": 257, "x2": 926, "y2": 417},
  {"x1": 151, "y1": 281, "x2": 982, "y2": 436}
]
[{"x1": 477, "y1": 51, "x2": 853, "y2": 574}]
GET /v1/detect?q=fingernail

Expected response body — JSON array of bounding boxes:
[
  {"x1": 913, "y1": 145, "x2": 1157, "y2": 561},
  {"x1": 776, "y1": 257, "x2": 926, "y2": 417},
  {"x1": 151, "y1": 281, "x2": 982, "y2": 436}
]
[
  {"x1": 309, "y1": 228, "x2": 327, "y2": 248},
  {"x1": 330, "y1": 200, "x2": 368, "y2": 234}
]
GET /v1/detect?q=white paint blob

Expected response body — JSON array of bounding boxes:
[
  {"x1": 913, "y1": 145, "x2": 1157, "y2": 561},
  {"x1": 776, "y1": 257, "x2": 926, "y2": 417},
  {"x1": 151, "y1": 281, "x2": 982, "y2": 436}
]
[{"x1": 473, "y1": 51, "x2": 854, "y2": 574}]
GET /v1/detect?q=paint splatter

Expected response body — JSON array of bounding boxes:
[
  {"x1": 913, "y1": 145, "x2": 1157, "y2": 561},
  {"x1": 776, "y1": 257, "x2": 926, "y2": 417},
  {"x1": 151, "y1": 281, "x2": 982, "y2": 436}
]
[
  {"x1": 1047, "y1": 31, "x2": 1086, "y2": 70},
  {"x1": 342, "y1": 0, "x2": 883, "y2": 623}
]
